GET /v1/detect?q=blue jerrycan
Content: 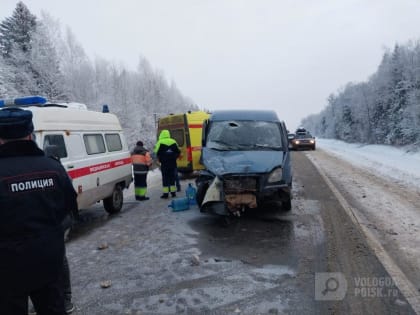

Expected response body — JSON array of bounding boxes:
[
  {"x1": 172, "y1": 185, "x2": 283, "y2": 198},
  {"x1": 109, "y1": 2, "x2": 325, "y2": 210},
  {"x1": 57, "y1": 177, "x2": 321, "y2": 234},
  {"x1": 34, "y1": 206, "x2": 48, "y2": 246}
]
[
  {"x1": 168, "y1": 197, "x2": 190, "y2": 212},
  {"x1": 185, "y1": 183, "x2": 197, "y2": 205}
]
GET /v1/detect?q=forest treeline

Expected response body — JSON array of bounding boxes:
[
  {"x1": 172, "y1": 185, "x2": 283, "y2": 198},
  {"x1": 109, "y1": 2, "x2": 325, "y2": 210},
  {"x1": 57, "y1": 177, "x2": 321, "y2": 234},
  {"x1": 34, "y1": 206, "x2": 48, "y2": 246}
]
[
  {"x1": 0, "y1": 2, "x2": 197, "y2": 148},
  {"x1": 301, "y1": 42, "x2": 420, "y2": 147}
]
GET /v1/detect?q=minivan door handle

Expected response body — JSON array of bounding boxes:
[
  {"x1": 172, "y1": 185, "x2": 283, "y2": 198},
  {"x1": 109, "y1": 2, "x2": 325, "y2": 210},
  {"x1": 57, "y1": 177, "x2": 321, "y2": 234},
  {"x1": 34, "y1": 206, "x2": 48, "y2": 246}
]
[{"x1": 67, "y1": 165, "x2": 74, "y2": 169}]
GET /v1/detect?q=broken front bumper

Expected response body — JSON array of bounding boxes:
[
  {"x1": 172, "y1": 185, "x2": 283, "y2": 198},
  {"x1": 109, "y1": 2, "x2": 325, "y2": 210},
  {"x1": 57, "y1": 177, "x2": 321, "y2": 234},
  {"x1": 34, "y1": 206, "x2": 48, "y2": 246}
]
[{"x1": 200, "y1": 175, "x2": 291, "y2": 216}]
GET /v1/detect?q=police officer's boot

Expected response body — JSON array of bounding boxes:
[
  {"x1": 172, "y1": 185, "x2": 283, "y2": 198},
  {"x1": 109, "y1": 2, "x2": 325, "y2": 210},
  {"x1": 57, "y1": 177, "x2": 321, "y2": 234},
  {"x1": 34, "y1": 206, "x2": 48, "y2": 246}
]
[
  {"x1": 64, "y1": 296, "x2": 75, "y2": 314},
  {"x1": 160, "y1": 193, "x2": 169, "y2": 199}
]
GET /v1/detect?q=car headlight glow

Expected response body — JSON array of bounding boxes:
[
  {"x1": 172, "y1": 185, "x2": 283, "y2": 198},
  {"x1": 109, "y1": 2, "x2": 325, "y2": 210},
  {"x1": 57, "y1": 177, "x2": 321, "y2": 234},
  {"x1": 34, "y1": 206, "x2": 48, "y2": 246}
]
[
  {"x1": 268, "y1": 167, "x2": 283, "y2": 183},
  {"x1": 310, "y1": 139, "x2": 315, "y2": 144},
  {"x1": 295, "y1": 140, "x2": 300, "y2": 144}
]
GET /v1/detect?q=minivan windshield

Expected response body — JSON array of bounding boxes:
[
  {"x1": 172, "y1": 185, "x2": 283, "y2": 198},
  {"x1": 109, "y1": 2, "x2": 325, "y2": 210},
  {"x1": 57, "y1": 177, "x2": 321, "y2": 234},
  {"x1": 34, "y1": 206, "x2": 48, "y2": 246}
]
[{"x1": 207, "y1": 120, "x2": 284, "y2": 151}]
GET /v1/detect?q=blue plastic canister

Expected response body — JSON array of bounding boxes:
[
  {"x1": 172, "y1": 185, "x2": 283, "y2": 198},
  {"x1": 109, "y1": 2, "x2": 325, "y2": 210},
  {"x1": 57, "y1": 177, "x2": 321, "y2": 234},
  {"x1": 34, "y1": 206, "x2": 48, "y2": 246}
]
[
  {"x1": 185, "y1": 183, "x2": 197, "y2": 205},
  {"x1": 168, "y1": 197, "x2": 190, "y2": 212}
]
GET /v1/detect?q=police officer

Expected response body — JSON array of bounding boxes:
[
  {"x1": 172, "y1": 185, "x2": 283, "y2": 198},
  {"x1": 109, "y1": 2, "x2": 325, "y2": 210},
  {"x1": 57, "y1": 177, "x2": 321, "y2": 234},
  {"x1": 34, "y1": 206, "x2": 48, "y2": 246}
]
[
  {"x1": 154, "y1": 130, "x2": 180, "y2": 198},
  {"x1": 0, "y1": 107, "x2": 77, "y2": 315},
  {"x1": 28, "y1": 145, "x2": 75, "y2": 314}
]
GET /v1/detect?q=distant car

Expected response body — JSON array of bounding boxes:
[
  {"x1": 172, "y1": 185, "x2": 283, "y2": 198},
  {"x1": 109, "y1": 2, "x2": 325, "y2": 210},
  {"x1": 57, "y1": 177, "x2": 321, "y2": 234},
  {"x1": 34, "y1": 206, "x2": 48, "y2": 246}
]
[{"x1": 290, "y1": 128, "x2": 316, "y2": 150}]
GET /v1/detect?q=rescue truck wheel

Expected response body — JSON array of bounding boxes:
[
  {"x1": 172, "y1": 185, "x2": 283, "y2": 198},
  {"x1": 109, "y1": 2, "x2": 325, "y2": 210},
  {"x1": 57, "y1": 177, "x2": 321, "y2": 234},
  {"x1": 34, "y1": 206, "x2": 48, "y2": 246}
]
[{"x1": 104, "y1": 185, "x2": 123, "y2": 214}]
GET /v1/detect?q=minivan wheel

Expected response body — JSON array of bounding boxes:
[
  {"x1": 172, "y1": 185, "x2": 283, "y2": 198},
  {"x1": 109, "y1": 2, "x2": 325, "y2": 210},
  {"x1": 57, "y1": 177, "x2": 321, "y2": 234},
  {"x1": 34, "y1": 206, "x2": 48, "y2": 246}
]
[
  {"x1": 282, "y1": 197, "x2": 292, "y2": 211},
  {"x1": 104, "y1": 185, "x2": 123, "y2": 214}
]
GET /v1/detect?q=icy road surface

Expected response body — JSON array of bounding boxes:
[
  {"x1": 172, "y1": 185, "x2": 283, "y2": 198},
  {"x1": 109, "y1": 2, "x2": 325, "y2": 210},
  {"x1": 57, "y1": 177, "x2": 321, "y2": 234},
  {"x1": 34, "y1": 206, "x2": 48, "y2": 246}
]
[{"x1": 64, "y1": 144, "x2": 418, "y2": 314}]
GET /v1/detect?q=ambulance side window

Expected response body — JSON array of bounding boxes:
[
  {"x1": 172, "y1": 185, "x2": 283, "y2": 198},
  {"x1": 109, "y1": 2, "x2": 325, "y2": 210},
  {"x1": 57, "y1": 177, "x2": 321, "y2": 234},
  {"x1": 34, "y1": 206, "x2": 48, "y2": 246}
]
[
  {"x1": 43, "y1": 134, "x2": 68, "y2": 158},
  {"x1": 83, "y1": 134, "x2": 106, "y2": 155},
  {"x1": 66, "y1": 134, "x2": 85, "y2": 158},
  {"x1": 171, "y1": 129, "x2": 184, "y2": 146},
  {"x1": 105, "y1": 133, "x2": 122, "y2": 152}
]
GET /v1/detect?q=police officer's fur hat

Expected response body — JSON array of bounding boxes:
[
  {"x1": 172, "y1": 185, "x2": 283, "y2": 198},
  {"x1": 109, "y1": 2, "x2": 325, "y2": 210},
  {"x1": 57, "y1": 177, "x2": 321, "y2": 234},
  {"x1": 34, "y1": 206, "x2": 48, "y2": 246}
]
[{"x1": 0, "y1": 108, "x2": 34, "y2": 139}]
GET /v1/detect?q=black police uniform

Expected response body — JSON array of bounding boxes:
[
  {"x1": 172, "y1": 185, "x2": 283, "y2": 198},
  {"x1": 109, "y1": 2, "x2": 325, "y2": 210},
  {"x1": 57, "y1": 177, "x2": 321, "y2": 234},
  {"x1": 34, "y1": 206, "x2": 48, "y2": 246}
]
[{"x1": 0, "y1": 110, "x2": 77, "y2": 314}]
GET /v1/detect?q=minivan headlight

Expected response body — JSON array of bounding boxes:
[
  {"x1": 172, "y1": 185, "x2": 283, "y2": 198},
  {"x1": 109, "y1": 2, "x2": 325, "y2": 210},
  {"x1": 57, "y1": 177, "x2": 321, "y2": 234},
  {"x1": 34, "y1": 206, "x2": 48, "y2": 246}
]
[{"x1": 268, "y1": 168, "x2": 283, "y2": 183}]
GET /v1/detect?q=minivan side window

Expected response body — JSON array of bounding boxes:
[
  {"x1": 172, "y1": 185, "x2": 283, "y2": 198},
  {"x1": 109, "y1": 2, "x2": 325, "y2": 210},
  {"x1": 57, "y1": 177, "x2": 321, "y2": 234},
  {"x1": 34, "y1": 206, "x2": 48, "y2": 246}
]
[
  {"x1": 43, "y1": 134, "x2": 68, "y2": 159},
  {"x1": 105, "y1": 133, "x2": 123, "y2": 152},
  {"x1": 84, "y1": 134, "x2": 106, "y2": 155}
]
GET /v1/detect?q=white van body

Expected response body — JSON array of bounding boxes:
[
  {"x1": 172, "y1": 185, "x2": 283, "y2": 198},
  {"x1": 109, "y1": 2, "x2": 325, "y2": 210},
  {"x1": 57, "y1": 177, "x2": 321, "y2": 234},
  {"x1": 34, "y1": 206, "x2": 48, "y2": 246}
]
[{"x1": 27, "y1": 105, "x2": 133, "y2": 214}]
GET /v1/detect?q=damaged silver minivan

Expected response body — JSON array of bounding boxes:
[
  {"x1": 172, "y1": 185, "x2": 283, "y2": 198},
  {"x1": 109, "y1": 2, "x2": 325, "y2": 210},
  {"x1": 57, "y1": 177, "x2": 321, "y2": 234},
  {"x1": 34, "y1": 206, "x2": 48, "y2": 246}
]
[{"x1": 195, "y1": 110, "x2": 292, "y2": 217}]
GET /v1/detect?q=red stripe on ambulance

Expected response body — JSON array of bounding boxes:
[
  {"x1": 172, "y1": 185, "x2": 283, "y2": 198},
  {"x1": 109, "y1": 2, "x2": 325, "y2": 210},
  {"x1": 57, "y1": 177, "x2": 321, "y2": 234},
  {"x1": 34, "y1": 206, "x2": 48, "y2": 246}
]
[
  {"x1": 188, "y1": 124, "x2": 203, "y2": 128},
  {"x1": 67, "y1": 158, "x2": 132, "y2": 179}
]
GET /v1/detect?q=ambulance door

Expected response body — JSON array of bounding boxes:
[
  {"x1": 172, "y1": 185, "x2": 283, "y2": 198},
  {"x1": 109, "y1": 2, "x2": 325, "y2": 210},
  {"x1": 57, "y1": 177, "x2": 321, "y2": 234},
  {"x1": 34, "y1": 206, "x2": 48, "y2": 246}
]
[
  {"x1": 63, "y1": 133, "x2": 87, "y2": 190},
  {"x1": 42, "y1": 133, "x2": 69, "y2": 161},
  {"x1": 41, "y1": 132, "x2": 87, "y2": 207},
  {"x1": 171, "y1": 127, "x2": 189, "y2": 171},
  {"x1": 157, "y1": 115, "x2": 189, "y2": 172}
]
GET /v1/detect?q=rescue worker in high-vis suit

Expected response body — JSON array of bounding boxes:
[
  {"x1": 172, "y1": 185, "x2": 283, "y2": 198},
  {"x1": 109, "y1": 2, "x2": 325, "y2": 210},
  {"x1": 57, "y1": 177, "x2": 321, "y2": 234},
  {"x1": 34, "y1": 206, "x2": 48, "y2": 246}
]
[
  {"x1": 0, "y1": 107, "x2": 77, "y2": 315},
  {"x1": 131, "y1": 140, "x2": 152, "y2": 201},
  {"x1": 154, "y1": 129, "x2": 180, "y2": 199}
]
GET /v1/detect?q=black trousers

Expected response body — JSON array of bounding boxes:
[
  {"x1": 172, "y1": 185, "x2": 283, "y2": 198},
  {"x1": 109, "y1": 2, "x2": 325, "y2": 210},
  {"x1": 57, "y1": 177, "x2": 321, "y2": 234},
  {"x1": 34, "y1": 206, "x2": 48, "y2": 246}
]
[
  {"x1": 1, "y1": 230, "x2": 65, "y2": 315},
  {"x1": 63, "y1": 253, "x2": 72, "y2": 300},
  {"x1": 27, "y1": 251, "x2": 70, "y2": 314},
  {"x1": 134, "y1": 172, "x2": 147, "y2": 188},
  {"x1": 0, "y1": 273, "x2": 64, "y2": 315},
  {"x1": 161, "y1": 166, "x2": 176, "y2": 192},
  {"x1": 175, "y1": 168, "x2": 180, "y2": 190}
]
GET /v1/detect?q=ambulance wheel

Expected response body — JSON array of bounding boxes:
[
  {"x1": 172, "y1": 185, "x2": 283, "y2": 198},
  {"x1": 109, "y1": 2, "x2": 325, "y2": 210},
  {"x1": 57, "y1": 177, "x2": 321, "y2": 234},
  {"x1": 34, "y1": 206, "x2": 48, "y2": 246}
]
[{"x1": 104, "y1": 185, "x2": 123, "y2": 214}]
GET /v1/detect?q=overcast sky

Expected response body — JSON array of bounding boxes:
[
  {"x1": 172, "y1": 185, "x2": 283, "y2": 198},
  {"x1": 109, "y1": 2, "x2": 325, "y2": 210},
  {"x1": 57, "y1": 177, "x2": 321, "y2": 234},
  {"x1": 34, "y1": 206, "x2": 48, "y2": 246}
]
[{"x1": 1, "y1": 0, "x2": 420, "y2": 130}]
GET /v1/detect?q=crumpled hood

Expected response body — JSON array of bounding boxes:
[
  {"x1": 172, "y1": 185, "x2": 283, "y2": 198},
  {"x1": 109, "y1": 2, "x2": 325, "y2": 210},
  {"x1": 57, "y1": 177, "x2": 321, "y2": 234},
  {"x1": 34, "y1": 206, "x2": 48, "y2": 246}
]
[{"x1": 202, "y1": 148, "x2": 284, "y2": 176}]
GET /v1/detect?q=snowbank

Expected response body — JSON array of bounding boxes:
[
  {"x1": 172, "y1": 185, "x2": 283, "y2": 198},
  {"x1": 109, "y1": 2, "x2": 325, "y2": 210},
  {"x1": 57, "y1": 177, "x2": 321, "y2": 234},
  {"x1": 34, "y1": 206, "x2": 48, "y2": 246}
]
[{"x1": 317, "y1": 139, "x2": 420, "y2": 188}]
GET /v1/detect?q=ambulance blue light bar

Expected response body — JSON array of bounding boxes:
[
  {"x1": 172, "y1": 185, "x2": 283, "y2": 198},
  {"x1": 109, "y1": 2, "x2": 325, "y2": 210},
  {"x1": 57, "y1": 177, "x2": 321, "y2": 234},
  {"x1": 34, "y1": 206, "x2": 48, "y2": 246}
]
[{"x1": 0, "y1": 96, "x2": 47, "y2": 108}]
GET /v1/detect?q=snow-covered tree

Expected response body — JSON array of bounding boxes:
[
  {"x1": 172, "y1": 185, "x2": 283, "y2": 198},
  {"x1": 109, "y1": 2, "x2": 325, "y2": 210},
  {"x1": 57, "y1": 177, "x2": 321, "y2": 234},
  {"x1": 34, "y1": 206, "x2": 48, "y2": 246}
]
[
  {"x1": 0, "y1": 54, "x2": 18, "y2": 97},
  {"x1": 0, "y1": 2, "x2": 38, "y2": 95},
  {"x1": 302, "y1": 40, "x2": 420, "y2": 147},
  {"x1": 0, "y1": 1, "x2": 36, "y2": 58},
  {"x1": 60, "y1": 27, "x2": 95, "y2": 103},
  {"x1": 29, "y1": 20, "x2": 67, "y2": 99},
  {"x1": 0, "y1": 2, "x2": 197, "y2": 148}
]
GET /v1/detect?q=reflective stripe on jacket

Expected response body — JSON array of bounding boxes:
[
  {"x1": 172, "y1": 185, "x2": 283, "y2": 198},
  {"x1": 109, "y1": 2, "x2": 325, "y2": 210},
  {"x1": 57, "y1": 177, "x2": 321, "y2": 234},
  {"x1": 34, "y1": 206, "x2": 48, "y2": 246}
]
[
  {"x1": 131, "y1": 152, "x2": 152, "y2": 166},
  {"x1": 131, "y1": 147, "x2": 152, "y2": 174}
]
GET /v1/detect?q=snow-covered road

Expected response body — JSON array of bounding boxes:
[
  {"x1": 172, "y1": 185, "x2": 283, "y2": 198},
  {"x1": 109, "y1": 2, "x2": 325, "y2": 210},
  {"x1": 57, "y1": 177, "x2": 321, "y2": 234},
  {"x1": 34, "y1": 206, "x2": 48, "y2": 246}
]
[{"x1": 306, "y1": 139, "x2": 420, "y2": 310}]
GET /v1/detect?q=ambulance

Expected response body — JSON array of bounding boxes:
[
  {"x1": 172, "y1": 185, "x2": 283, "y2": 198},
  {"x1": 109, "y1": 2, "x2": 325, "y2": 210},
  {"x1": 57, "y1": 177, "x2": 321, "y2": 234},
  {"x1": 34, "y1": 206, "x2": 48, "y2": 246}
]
[
  {"x1": 157, "y1": 110, "x2": 210, "y2": 174},
  {"x1": 0, "y1": 96, "x2": 133, "y2": 214}
]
